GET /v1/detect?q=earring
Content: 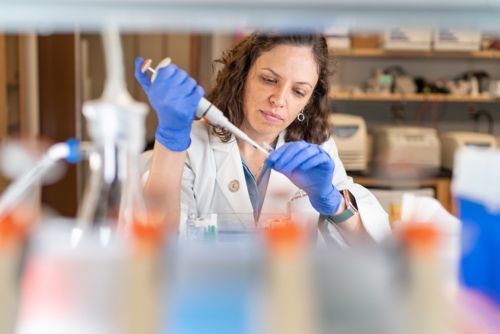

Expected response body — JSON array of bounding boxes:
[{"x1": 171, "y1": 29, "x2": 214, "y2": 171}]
[{"x1": 297, "y1": 110, "x2": 305, "y2": 122}]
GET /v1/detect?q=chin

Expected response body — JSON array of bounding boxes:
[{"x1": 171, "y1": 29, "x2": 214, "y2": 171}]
[{"x1": 258, "y1": 125, "x2": 283, "y2": 136}]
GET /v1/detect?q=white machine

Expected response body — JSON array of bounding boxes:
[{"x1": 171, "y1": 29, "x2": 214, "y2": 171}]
[
  {"x1": 372, "y1": 126, "x2": 441, "y2": 175},
  {"x1": 384, "y1": 28, "x2": 432, "y2": 51},
  {"x1": 433, "y1": 29, "x2": 481, "y2": 52},
  {"x1": 329, "y1": 113, "x2": 368, "y2": 172},
  {"x1": 324, "y1": 26, "x2": 351, "y2": 50},
  {"x1": 440, "y1": 131, "x2": 497, "y2": 170}
]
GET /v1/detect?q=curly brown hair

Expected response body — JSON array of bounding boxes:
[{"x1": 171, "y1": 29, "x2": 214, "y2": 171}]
[{"x1": 206, "y1": 32, "x2": 333, "y2": 145}]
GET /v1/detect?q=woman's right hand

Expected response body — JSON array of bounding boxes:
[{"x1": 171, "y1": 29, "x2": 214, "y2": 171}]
[{"x1": 134, "y1": 57, "x2": 205, "y2": 152}]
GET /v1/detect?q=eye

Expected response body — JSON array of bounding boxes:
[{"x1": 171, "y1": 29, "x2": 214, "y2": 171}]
[
  {"x1": 261, "y1": 76, "x2": 277, "y2": 85},
  {"x1": 294, "y1": 89, "x2": 306, "y2": 97}
]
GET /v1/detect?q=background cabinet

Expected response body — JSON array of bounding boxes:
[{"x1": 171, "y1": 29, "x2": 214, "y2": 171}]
[
  {"x1": 329, "y1": 47, "x2": 500, "y2": 134},
  {"x1": 0, "y1": 34, "x2": 38, "y2": 193}
]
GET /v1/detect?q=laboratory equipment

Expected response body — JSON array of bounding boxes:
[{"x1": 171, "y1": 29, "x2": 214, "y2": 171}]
[
  {"x1": 371, "y1": 126, "x2": 441, "y2": 176},
  {"x1": 264, "y1": 223, "x2": 314, "y2": 334},
  {"x1": 78, "y1": 29, "x2": 151, "y2": 230},
  {"x1": 440, "y1": 131, "x2": 496, "y2": 171},
  {"x1": 163, "y1": 242, "x2": 264, "y2": 334},
  {"x1": 0, "y1": 139, "x2": 82, "y2": 219},
  {"x1": 328, "y1": 113, "x2": 368, "y2": 172},
  {"x1": 324, "y1": 26, "x2": 351, "y2": 49},
  {"x1": 184, "y1": 213, "x2": 218, "y2": 242},
  {"x1": 15, "y1": 29, "x2": 164, "y2": 334},
  {"x1": 384, "y1": 28, "x2": 432, "y2": 51},
  {"x1": 0, "y1": 140, "x2": 83, "y2": 334},
  {"x1": 398, "y1": 223, "x2": 451, "y2": 334},
  {"x1": 16, "y1": 221, "x2": 127, "y2": 334},
  {"x1": 399, "y1": 193, "x2": 461, "y2": 298},
  {"x1": 433, "y1": 28, "x2": 481, "y2": 51},
  {"x1": 140, "y1": 58, "x2": 271, "y2": 156}
]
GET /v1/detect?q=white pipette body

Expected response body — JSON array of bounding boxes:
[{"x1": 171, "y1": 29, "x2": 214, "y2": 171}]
[
  {"x1": 142, "y1": 59, "x2": 270, "y2": 156},
  {"x1": 196, "y1": 99, "x2": 270, "y2": 155}
]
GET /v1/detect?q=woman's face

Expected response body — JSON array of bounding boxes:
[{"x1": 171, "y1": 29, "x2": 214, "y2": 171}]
[{"x1": 241, "y1": 44, "x2": 319, "y2": 138}]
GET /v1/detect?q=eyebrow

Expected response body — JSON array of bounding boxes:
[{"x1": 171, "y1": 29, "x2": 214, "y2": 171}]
[{"x1": 262, "y1": 67, "x2": 313, "y2": 89}]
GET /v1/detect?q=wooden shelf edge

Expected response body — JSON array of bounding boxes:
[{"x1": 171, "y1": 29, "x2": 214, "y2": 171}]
[
  {"x1": 330, "y1": 48, "x2": 500, "y2": 59},
  {"x1": 330, "y1": 91, "x2": 498, "y2": 103}
]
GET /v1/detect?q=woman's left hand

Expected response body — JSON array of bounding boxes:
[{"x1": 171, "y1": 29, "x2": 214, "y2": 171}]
[{"x1": 266, "y1": 141, "x2": 342, "y2": 215}]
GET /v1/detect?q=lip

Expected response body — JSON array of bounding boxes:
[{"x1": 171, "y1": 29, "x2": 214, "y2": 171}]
[{"x1": 260, "y1": 110, "x2": 284, "y2": 123}]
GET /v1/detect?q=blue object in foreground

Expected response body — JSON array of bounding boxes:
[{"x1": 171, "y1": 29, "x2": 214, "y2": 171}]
[
  {"x1": 458, "y1": 197, "x2": 500, "y2": 305},
  {"x1": 453, "y1": 147, "x2": 500, "y2": 306}
]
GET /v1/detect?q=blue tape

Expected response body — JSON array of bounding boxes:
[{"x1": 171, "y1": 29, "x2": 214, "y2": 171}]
[{"x1": 65, "y1": 138, "x2": 80, "y2": 164}]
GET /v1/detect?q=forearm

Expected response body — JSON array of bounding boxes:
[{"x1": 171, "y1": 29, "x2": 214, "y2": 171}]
[
  {"x1": 144, "y1": 141, "x2": 186, "y2": 231},
  {"x1": 331, "y1": 198, "x2": 372, "y2": 245}
]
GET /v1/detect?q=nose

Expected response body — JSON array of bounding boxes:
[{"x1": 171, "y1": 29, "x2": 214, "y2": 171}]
[{"x1": 269, "y1": 86, "x2": 286, "y2": 108}]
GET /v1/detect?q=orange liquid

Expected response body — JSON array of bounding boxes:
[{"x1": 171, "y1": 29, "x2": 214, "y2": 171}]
[
  {"x1": 0, "y1": 212, "x2": 28, "y2": 248},
  {"x1": 263, "y1": 218, "x2": 308, "y2": 253},
  {"x1": 399, "y1": 223, "x2": 439, "y2": 255},
  {"x1": 131, "y1": 217, "x2": 165, "y2": 250}
]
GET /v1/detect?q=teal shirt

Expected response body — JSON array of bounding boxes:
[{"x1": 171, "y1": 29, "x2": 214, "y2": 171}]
[{"x1": 241, "y1": 159, "x2": 272, "y2": 223}]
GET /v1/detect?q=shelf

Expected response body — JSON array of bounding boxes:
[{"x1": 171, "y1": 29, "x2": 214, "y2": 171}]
[
  {"x1": 2, "y1": 1, "x2": 500, "y2": 31},
  {"x1": 330, "y1": 91, "x2": 498, "y2": 103},
  {"x1": 330, "y1": 48, "x2": 500, "y2": 59}
]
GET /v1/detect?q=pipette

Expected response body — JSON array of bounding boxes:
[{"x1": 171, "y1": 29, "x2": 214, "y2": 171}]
[{"x1": 140, "y1": 58, "x2": 271, "y2": 156}]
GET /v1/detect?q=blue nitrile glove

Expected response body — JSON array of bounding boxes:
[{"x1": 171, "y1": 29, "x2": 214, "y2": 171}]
[
  {"x1": 265, "y1": 141, "x2": 342, "y2": 216},
  {"x1": 134, "y1": 57, "x2": 205, "y2": 151}
]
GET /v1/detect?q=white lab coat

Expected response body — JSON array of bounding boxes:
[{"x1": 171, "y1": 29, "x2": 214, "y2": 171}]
[{"x1": 144, "y1": 121, "x2": 390, "y2": 246}]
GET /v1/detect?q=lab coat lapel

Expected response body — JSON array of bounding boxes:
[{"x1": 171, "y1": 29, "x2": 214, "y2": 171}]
[{"x1": 211, "y1": 134, "x2": 254, "y2": 215}]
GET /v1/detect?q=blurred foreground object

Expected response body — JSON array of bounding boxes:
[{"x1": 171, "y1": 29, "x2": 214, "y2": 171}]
[
  {"x1": 0, "y1": 139, "x2": 80, "y2": 334},
  {"x1": 264, "y1": 222, "x2": 314, "y2": 334},
  {"x1": 16, "y1": 221, "x2": 126, "y2": 334},
  {"x1": 78, "y1": 28, "x2": 151, "y2": 233},
  {"x1": 0, "y1": 203, "x2": 38, "y2": 334},
  {"x1": 398, "y1": 223, "x2": 452, "y2": 334},
  {"x1": 0, "y1": 139, "x2": 81, "y2": 217},
  {"x1": 10, "y1": 27, "x2": 164, "y2": 334},
  {"x1": 3, "y1": 0, "x2": 500, "y2": 31},
  {"x1": 452, "y1": 148, "x2": 500, "y2": 305},
  {"x1": 399, "y1": 193, "x2": 461, "y2": 297}
]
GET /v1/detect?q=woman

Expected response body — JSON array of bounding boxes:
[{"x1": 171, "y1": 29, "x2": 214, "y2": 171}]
[{"x1": 135, "y1": 33, "x2": 390, "y2": 246}]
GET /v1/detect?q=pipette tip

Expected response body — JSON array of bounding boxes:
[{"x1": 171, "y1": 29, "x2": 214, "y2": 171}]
[
  {"x1": 253, "y1": 142, "x2": 273, "y2": 156},
  {"x1": 253, "y1": 145, "x2": 270, "y2": 156}
]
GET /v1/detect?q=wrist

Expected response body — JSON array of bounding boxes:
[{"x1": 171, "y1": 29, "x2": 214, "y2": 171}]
[
  {"x1": 156, "y1": 127, "x2": 192, "y2": 152},
  {"x1": 325, "y1": 189, "x2": 359, "y2": 225},
  {"x1": 310, "y1": 186, "x2": 343, "y2": 216},
  {"x1": 333, "y1": 197, "x2": 346, "y2": 215}
]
